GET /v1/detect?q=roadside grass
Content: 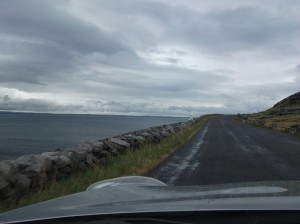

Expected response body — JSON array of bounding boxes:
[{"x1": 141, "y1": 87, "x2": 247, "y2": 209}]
[
  {"x1": 1, "y1": 116, "x2": 211, "y2": 213},
  {"x1": 237, "y1": 113, "x2": 300, "y2": 138},
  {"x1": 263, "y1": 114, "x2": 300, "y2": 131}
]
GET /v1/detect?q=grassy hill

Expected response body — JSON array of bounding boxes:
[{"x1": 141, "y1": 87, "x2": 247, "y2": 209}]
[{"x1": 238, "y1": 92, "x2": 300, "y2": 136}]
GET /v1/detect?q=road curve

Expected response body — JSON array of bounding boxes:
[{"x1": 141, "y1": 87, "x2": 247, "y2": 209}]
[{"x1": 147, "y1": 116, "x2": 300, "y2": 186}]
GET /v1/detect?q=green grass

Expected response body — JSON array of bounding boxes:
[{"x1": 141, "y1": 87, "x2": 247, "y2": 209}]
[
  {"x1": 1, "y1": 116, "x2": 212, "y2": 213},
  {"x1": 237, "y1": 113, "x2": 300, "y2": 137}
]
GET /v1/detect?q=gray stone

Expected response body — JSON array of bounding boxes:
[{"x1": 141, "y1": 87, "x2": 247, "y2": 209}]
[
  {"x1": 179, "y1": 123, "x2": 188, "y2": 128},
  {"x1": 24, "y1": 155, "x2": 52, "y2": 174},
  {"x1": 39, "y1": 173, "x2": 48, "y2": 186},
  {"x1": 16, "y1": 154, "x2": 37, "y2": 169},
  {"x1": 59, "y1": 166, "x2": 72, "y2": 174},
  {"x1": 103, "y1": 141, "x2": 116, "y2": 152},
  {"x1": 0, "y1": 176, "x2": 10, "y2": 191},
  {"x1": 91, "y1": 141, "x2": 104, "y2": 153},
  {"x1": 0, "y1": 160, "x2": 16, "y2": 175},
  {"x1": 0, "y1": 185, "x2": 15, "y2": 199},
  {"x1": 132, "y1": 136, "x2": 145, "y2": 142},
  {"x1": 77, "y1": 149, "x2": 88, "y2": 159},
  {"x1": 151, "y1": 131, "x2": 161, "y2": 137},
  {"x1": 86, "y1": 153, "x2": 96, "y2": 167},
  {"x1": 109, "y1": 138, "x2": 130, "y2": 148},
  {"x1": 53, "y1": 155, "x2": 71, "y2": 169},
  {"x1": 140, "y1": 132, "x2": 151, "y2": 138},
  {"x1": 0, "y1": 160, "x2": 18, "y2": 184},
  {"x1": 109, "y1": 148, "x2": 119, "y2": 157},
  {"x1": 16, "y1": 174, "x2": 31, "y2": 191},
  {"x1": 39, "y1": 156, "x2": 53, "y2": 172},
  {"x1": 161, "y1": 130, "x2": 170, "y2": 137},
  {"x1": 78, "y1": 161, "x2": 87, "y2": 170},
  {"x1": 41, "y1": 151, "x2": 60, "y2": 157},
  {"x1": 97, "y1": 150, "x2": 110, "y2": 158},
  {"x1": 75, "y1": 143, "x2": 93, "y2": 153},
  {"x1": 166, "y1": 125, "x2": 175, "y2": 134}
]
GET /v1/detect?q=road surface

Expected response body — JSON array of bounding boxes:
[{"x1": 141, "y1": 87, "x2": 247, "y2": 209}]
[{"x1": 147, "y1": 116, "x2": 300, "y2": 185}]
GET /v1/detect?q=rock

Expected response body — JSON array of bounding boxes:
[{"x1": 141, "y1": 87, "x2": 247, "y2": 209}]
[
  {"x1": 97, "y1": 150, "x2": 110, "y2": 158},
  {"x1": 0, "y1": 176, "x2": 9, "y2": 191},
  {"x1": 285, "y1": 125, "x2": 300, "y2": 134},
  {"x1": 59, "y1": 166, "x2": 72, "y2": 174},
  {"x1": 109, "y1": 138, "x2": 130, "y2": 148},
  {"x1": 123, "y1": 135, "x2": 145, "y2": 148},
  {"x1": 16, "y1": 154, "x2": 37, "y2": 169},
  {"x1": 41, "y1": 151, "x2": 60, "y2": 159},
  {"x1": 64, "y1": 151, "x2": 80, "y2": 170},
  {"x1": 132, "y1": 135, "x2": 145, "y2": 142},
  {"x1": 0, "y1": 160, "x2": 18, "y2": 184},
  {"x1": 41, "y1": 152, "x2": 69, "y2": 171},
  {"x1": 150, "y1": 131, "x2": 163, "y2": 142},
  {"x1": 16, "y1": 174, "x2": 31, "y2": 192},
  {"x1": 40, "y1": 156, "x2": 53, "y2": 172},
  {"x1": 0, "y1": 185, "x2": 15, "y2": 199},
  {"x1": 39, "y1": 173, "x2": 48, "y2": 186},
  {"x1": 71, "y1": 149, "x2": 87, "y2": 161},
  {"x1": 0, "y1": 176, "x2": 14, "y2": 201},
  {"x1": 109, "y1": 148, "x2": 118, "y2": 157},
  {"x1": 86, "y1": 153, "x2": 96, "y2": 167},
  {"x1": 140, "y1": 132, "x2": 151, "y2": 138},
  {"x1": 24, "y1": 155, "x2": 52, "y2": 174},
  {"x1": 75, "y1": 142, "x2": 93, "y2": 153},
  {"x1": 78, "y1": 161, "x2": 87, "y2": 170},
  {"x1": 166, "y1": 125, "x2": 175, "y2": 134},
  {"x1": 91, "y1": 141, "x2": 104, "y2": 153},
  {"x1": 163, "y1": 130, "x2": 171, "y2": 137},
  {"x1": 53, "y1": 155, "x2": 71, "y2": 169}
]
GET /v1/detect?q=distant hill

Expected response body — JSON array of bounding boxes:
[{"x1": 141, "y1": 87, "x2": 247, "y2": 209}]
[
  {"x1": 238, "y1": 92, "x2": 300, "y2": 136},
  {"x1": 266, "y1": 92, "x2": 300, "y2": 116}
]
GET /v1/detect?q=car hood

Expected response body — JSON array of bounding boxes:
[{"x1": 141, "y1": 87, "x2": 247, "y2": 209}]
[{"x1": 1, "y1": 177, "x2": 300, "y2": 223}]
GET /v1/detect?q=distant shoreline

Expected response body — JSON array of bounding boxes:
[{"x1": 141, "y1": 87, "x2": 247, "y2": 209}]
[{"x1": 0, "y1": 110, "x2": 188, "y2": 118}]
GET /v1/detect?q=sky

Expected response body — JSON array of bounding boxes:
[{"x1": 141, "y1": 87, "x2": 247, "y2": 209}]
[{"x1": 0, "y1": 0, "x2": 299, "y2": 117}]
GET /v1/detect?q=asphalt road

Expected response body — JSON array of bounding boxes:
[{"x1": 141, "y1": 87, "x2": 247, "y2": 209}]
[{"x1": 147, "y1": 116, "x2": 300, "y2": 186}]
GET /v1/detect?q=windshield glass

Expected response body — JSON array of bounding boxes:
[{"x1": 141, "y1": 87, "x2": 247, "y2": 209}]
[{"x1": 1, "y1": 0, "x2": 300, "y2": 218}]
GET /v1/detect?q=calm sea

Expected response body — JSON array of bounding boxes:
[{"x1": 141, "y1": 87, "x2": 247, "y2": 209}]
[{"x1": 0, "y1": 112, "x2": 187, "y2": 160}]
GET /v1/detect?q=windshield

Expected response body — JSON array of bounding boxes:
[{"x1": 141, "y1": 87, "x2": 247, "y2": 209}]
[{"x1": 1, "y1": 0, "x2": 300, "y2": 220}]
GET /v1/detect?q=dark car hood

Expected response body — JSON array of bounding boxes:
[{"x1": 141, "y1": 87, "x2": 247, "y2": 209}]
[{"x1": 1, "y1": 177, "x2": 300, "y2": 223}]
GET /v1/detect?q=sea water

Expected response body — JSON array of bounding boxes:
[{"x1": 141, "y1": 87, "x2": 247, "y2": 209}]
[{"x1": 0, "y1": 112, "x2": 186, "y2": 160}]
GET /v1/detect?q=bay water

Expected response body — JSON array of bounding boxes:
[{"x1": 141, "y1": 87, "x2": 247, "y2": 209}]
[{"x1": 0, "y1": 112, "x2": 187, "y2": 160}]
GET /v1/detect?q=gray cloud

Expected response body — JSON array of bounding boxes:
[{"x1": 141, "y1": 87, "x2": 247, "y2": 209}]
[
  {"x1": 88, "y1": 0, "x2": 300, "y2": 55},
  {"x1": 0, "y1": 0, "x2": 129, "y2": 85},
  {"x1": 0, "y1": 96, "x2": 83, "y2": 113},
  {"x1": 0, "y1": 0, "x2": 299, "y2": 116}
]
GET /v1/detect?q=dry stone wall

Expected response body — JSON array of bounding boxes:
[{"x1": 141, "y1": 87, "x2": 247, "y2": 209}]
[{"x1": 0, "y1": 119, "x2": 198, "y2": 201}]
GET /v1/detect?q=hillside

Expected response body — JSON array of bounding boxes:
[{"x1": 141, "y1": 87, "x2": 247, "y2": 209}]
[
  {"x1": 266, "y1": 92, "x2": 300, "y2": 115},
  {"x1": 238, "y1": 92, "x2": 300, "y2": 136}
]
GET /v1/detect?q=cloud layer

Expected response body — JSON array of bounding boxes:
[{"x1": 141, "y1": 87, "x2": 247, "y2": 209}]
[{"x1": 0, "y1": 0, "x2": 299, "y2": 116}]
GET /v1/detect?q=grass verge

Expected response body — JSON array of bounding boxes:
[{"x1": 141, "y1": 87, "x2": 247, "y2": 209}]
[
  {"x1": 1, "y1": 115, "x2": 212, "y2": 213},
  {"x1": 236, "y1": 113, "x2": 300, "y2": 138}
]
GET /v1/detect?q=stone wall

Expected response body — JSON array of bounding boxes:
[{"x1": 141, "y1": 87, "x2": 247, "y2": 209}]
[{"x1": 0, "y1": 118, "x2": 199, "y2": 201}]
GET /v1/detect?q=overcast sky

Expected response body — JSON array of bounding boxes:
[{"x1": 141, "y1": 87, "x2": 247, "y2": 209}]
[{"x1": 0, "y1": 0, "x2": 299, "y2": 116}]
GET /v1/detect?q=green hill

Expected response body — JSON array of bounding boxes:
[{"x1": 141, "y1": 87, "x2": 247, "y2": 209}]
[
  {"x1": 266, "y1": 92, "x2": 300, "y2": 116},
  {"x1": 238, "y1": 92, "x2": 300, "y2": 136}
]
